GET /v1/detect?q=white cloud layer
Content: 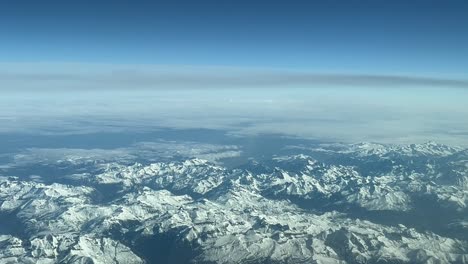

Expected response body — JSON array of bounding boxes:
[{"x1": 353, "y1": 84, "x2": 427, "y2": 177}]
[
  {"x1": 3, "y1": 140, "x2": 241, "y2": 170},
  {"x1": 1, "y1": 63, "x2": 468, "y2": 146}
]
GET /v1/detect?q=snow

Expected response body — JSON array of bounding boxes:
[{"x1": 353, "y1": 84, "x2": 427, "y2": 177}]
[{"x1": 0, "y1": 141, "x2": 467, "y2": 263}]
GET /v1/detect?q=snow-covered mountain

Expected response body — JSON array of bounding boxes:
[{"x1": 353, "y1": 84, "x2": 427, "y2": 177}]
[{"x1": 0, "y1": 142, "x2": 467, "y2": 263}]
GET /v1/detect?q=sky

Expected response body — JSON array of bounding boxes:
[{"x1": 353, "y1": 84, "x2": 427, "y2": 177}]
[
  {"x1": 1, "y1": 1, "x2": 468, "y2": 146},
  {"x1": 0, "y1": 0, "x2": 467, "y2": 77}
]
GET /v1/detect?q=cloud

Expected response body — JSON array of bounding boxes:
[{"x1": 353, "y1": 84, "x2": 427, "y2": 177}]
[
  {"x1": 1, "y1": 63, "x2": 468, "y2": 147},
  {"x1": 1, "y1": 63, "x2": 467, "y2": 91},
  {"x1": 2, "y1": 140, "x2": 241, "y2": 170}
]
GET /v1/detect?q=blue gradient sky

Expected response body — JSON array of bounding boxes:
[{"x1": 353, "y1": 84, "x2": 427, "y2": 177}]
[{"x1": 1, "y1": 0, "x2": 467, "y2": 78}]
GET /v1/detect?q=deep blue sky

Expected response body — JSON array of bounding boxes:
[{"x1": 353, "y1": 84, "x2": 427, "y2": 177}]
[{"x1": 1, "y1": 0, "x2": 467, "y2": 77}]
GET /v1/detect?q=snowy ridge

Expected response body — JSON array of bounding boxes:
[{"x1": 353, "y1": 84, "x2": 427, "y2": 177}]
[{"x1": 0, "y1": 141, "x2": 467, "y2": 263}]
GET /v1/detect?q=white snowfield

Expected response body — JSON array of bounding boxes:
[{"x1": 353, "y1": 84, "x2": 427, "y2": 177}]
[{"x1": 0, "y1": 142, "x2": 467, "y2": 263}]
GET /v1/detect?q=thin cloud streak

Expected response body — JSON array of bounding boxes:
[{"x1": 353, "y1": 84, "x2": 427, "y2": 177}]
[{"x1": 1, "y1": 63, "x2": 467, "y2": 91}]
